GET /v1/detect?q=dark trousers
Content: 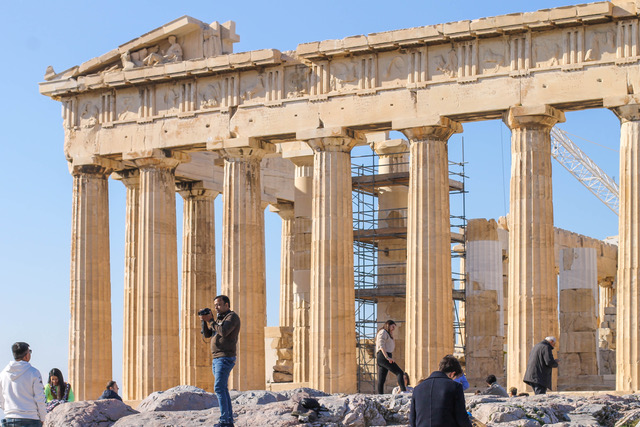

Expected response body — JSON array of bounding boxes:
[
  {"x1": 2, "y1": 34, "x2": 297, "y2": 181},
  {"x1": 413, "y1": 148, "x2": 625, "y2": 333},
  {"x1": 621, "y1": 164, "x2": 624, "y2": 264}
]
[
  {"x1": 376, "y1": 350, "x2": 405, "y2": 394},
  {"x1": 2, "y1": 419, "x2": 43, "y2": 427},
  {"x1": 531, "y1": 383, "x2": 547, "y2": 395}
]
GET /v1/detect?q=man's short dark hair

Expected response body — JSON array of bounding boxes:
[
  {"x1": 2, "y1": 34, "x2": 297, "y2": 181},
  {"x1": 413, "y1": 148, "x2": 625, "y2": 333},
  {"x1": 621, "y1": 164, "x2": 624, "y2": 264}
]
[
  {"x1": 486, "y1": 374, "x2": 497, "y2": 385},
  {"x1": 106, "y1": 380, "x2": 116, "y2": 390},
  {"x1": 214, "y1": 295, "x2": 230, "y2": 306},
  {"x1": 12, "y1": 342, "x2": 30, "y2": 360},
  {"x1": 438, "y1": 355, "x2": 462, "y2": 376}
]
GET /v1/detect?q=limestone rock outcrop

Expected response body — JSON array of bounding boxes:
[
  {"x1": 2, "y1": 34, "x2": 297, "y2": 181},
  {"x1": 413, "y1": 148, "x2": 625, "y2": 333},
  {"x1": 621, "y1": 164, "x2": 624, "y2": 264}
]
[{"x1": 45, "y1": 399, "x2": 138, "y2": 426}]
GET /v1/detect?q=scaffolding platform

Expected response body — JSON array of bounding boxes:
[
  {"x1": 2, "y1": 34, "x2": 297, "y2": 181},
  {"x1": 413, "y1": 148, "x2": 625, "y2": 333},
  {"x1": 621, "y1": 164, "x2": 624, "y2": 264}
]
[
  {"x1": 352, "y1": 171, "x2": 463, "y2": 195},
  {"x1": 353, "y1": 228, "x2": 465, "y2": 244}
]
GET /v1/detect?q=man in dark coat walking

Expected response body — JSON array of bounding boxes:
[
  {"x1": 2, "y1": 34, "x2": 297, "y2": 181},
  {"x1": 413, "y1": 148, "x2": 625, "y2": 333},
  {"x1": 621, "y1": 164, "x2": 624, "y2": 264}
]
[
  {"x1": 410, "y1": 355, "x2": 472, "y2": 427},
  {"x1": 523, "y1": 336, "x2": 559, "y2": 395}
]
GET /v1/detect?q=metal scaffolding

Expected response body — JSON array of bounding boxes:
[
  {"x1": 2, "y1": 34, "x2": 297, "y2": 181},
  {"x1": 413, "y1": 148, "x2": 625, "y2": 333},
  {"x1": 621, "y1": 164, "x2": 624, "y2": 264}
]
[{"x1": 351, "y1": 140, "x2": 467, "y2": 392}]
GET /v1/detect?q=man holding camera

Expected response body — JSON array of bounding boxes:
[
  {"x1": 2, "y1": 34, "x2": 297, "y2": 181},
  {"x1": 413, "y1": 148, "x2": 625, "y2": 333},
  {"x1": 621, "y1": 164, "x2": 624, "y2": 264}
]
[{"x1": 199, "y1": 295, "x2": 241, "y2": 427}]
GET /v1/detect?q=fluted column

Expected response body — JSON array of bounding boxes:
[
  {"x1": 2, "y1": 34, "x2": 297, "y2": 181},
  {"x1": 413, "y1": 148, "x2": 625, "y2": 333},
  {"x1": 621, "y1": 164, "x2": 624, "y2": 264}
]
[
  {"x1": 372, "y1": 138, "x2": 409, "y2": 392},
  {"x1": 613, "y1": 104, "x2": 640, "y2": 391},
  {"x1": 400, "y1": 118, "x2": 462, "y2": 385},
  {"x1": 117, "y1": 170, "x2": 139, "y2": 401},
  {"x1": 178, "y1": 182, "x2": 217, "y2": 391},
  {"x1": 69, "y1": 160, "x2": 113, "y2": 401},
  {"x1": 465, "y1": 218, "x2": 504, "y2": 388},
  {"x1": 274, "y1": 202, "x2": 295, "y2": 328},
  {"x1": 302, "y1": 128, "x2": 357, "y2": 393},
  {"x1": 219, "y1": 141, "x2": 271, "y2": 391},
  {"x1": 504, "y1": 105, "x2": 564, "y2": 392},
  {"x1": 286, "y1": 153, "x2": 314, "y2": 385},
  {"x1": 130, "y1": 150, "x2": 187, "y2": 397}
]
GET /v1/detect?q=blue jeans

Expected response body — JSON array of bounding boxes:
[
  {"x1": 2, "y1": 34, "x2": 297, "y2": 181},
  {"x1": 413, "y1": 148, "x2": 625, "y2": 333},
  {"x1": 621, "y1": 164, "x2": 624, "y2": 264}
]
[
  {"x1": 212, "y1": 356, "x2": 236, "y2": 424},
  {"x1": 2, "y1": 419, "x2": 42, "y2": 427}
]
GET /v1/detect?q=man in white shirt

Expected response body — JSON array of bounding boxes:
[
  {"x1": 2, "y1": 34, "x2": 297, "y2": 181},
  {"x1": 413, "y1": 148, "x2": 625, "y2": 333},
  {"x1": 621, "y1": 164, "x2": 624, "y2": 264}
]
[{"x1": 0, "y1": 342, "x2": 47, "y2": 426}]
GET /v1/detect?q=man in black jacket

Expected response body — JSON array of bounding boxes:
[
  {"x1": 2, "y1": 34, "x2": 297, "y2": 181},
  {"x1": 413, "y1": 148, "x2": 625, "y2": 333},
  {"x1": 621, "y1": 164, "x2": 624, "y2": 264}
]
[
  {"x1": 410, "y1": 355, "x2": 472, "y2": 427},
  {"x1": 200, "y1": 295, "x2": 241, "y2": 427},
  {"x1": 98, "y1": 381, "x2": 122, "y2": 401},
  {"x1": 523, "y1": 336, "x2": 559, "y2": 395}
]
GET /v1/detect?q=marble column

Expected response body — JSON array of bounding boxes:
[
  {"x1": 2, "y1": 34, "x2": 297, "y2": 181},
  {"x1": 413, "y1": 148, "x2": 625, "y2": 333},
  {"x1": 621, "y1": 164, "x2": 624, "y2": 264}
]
[
  {"x1": 613, "y1": 104, "x2": 640, "y2": 391},
  {"x1": 178, "y1": 182, "x2": 217, "y2": 392},
  {"x1": 274, "y1": 202, "x2": 295, "y2": 328},
  {"x1": 69, "y1": 161, "x2": 113, "y2": 401},
  {"x1": 301, "y1": 128, "x2": 358, "y2": 394},
  {"x1": 503, "y1": 105, "x2": 564, "y2": 392},
  {"x1": 219, "y1": 140, "x2": 271, "y2": 391},
  {"x1": 130, "y1": 151, "x2": 186, "y2": 397},
  {"x1": 465, "y1": 218, "x2": 504, "y2": 388},
  {"x1": 372, "y1": 138, "x2": 409, "y2": 392},
  {"x1": 285, "y1": 153, "x2": 314, "y2": 385},
  {"x1": 400, "y1": 118, "x2": 462, "y2": 385},
  {"x1": 117, "y1": 169, "x2": 140, "y2": 401}
]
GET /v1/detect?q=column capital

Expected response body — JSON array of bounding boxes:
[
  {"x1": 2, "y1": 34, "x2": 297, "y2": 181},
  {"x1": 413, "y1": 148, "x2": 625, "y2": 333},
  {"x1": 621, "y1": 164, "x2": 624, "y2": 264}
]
[
  {"x1": 503, "y1": 105, "x2": 565, "y2": 129},
  {"x1": 69, "y1": 155, "x2": 120, "y2": 176},
  {"x1": 176, "y1": 181, "x2": 219, "y2": 200},
  {"x1": 123, "y1": 149, "x2": 190, "y2": 170},
  {"x1": 611, "y1": 104, "x2": 640, "y2": 122},
  {"x1": 207, "y1": 137, "x2": 275, "y2": 160},
  {"x1": 270, "y1": 201, "x2": 295, "y2": 220},
  {"x1": 113, "y1": 169, "x2": 140, "y2": 189},
  {"x1": 371, "y1": 138, "x2": 409, "y2": 156},
  {"x1": 396, "y1": 117, "x2": 462, "y2": 141},
  {"x1": 296, "y1": 127, "x2": 360, "y2": 153}
]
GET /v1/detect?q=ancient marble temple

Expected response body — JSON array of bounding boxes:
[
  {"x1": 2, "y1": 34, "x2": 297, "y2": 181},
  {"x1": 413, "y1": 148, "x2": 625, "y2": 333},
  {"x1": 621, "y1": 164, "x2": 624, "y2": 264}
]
[{"x1": 40, "y1": 1, "x2": 639, "y2": 400}]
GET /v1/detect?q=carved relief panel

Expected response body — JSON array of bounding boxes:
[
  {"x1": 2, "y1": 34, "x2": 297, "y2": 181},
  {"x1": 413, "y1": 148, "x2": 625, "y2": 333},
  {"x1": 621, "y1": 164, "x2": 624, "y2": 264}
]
[
  {"x1": 78, "y1": 98, "x2": 99, "y2": 128},
  {"x1": 479, "y1": 38, "x2": 507, "y2": 76},
  {"x1": 584, "y1": 25, "x2": 616, "y2": 62},
  {"x1": 406, "y1": 48, "x2": 427, "y2": 86},
  {"x1": 377, "y1": 52, "x2": 407, "y2": 88},
  {"x1": 239, "y1": 70, "x2": 266, "y2": 104},
  {"x1": 115, "y1": 88, "x2": 140, "y2": 122},
  {"x1": 616, "y1": 19, "x2": 639, "y2": 63},
  {"x1": 284, "y1": 65, "x2": 309, "y2": 99},
  {"x1": 430, "y1": 44, "x2": 458, "y2": 81},
  {"x1": 533, "y1": 32, "x2": 562, "y2": 69},
  {"x1": 328, "y1": 57, "x2": 359, "y2": 93}
]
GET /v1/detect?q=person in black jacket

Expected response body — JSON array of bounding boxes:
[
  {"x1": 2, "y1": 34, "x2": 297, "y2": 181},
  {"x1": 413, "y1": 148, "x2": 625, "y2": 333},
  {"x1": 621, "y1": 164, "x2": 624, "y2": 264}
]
[
  {"x1": 409, "y1": 355, "x2": 472, "y2": 427},
  {"x1": 98, "y1": 380, "x2": 122, "y2": 401},
  {"x1": 523, "y1": 336, "x2": 559, "y2": 395}
]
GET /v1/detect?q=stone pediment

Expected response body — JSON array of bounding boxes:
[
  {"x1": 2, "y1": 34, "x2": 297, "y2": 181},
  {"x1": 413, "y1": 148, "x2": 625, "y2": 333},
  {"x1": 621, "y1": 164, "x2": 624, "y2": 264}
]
[{"x1": 44, "y1": 16, "x2": 240, "y2": 81}]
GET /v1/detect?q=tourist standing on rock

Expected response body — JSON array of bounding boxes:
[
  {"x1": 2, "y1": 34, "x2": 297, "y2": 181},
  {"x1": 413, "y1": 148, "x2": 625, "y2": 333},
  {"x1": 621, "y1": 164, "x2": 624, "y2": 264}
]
[
  {"x1": 98, "y1": 380, "x2": 122, "y2": 401},
  {"x1": 44, "y1": 368, "x2": 74, "y2": 412},
  {"x1": 200, "y1": 295, "x2": 241, "y2": 427},
  {"x1": 375, "y1": 320, "x2": 406, "y2": 394},
  {"x1": 410, "y1": 354, "x2": 472, "y2": 427},
  {"x1": 523, "y1": 336, "x2": 559, "y2": 395},
  {"x1": 0, "y1": 342, "x2": 47, "y2": 426},
  {"x1": 480, "y1": 374, "x2": 508, "y2": 397}
]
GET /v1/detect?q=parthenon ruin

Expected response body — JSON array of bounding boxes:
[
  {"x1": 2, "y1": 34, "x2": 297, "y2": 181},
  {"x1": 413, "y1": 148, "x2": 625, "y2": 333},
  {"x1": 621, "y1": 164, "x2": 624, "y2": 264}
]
[{"x1": 40, "y1": 0, "x2": 638, "y2": 400}]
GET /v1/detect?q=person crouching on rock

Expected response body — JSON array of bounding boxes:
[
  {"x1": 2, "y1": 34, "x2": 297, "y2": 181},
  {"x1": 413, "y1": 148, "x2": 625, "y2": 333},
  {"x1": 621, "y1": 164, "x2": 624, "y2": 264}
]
[
  {"x1": 375, "y1": 320, "x2": 406, "y2": 394},
  {"x1": 98, "y1": 380, "x2": 122, "y2": 401},
  {"x1": 44, "y1": 368, "x2": 74, "y2": 412}
]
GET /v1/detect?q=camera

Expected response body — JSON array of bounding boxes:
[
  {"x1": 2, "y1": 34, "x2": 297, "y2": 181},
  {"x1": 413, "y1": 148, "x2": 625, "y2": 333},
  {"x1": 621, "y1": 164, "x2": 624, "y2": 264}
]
[{"x1": 197, "y1": 308, "x2": 212, "y2": 316}]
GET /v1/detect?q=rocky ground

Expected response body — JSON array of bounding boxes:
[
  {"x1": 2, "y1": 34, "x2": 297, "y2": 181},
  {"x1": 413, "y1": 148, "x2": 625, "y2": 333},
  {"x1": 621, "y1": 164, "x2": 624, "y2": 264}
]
[{"x1": 43, "y1": 385, "x2": 640, "y2": 426}]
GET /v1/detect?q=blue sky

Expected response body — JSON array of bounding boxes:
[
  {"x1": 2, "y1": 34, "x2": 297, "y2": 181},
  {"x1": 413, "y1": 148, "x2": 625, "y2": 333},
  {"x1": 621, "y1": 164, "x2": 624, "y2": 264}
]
[{"x1": 0, "y1": 0, "x2": 619, "y2": 402}]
